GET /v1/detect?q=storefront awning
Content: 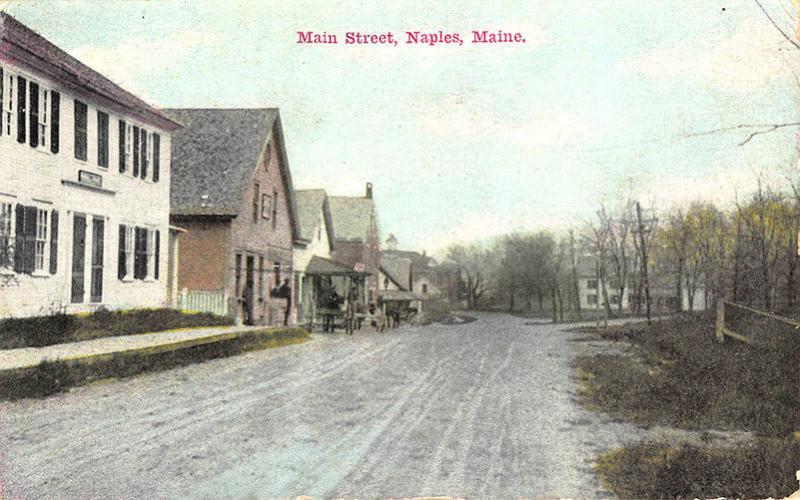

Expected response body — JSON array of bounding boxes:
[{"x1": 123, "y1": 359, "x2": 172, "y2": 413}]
[{"x1": 305, "y1": 256, "x2": 371, "y2": 277}]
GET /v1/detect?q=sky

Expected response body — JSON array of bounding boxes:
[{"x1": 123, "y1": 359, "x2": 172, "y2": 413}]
[{"x1": 2, "y1": 0, "x2": 798, "y2": 256}]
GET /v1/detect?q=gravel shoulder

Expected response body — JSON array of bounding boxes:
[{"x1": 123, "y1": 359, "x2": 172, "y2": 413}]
[{"x1": 1, "y1": 312, "x2": 645, "y2": 498}]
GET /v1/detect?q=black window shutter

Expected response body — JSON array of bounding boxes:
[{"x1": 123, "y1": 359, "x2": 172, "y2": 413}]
[
  {"x1": 134, "y1": 227, "x2": 145, "y2": 279},
  {"x1": 132, "y1": 126, "x2": 140, "y2": 177},
  {"x1": 0, "y1": 67, "x2": 4, "y2": 136},
  {"x1": 49, "y1": 210, "x2": 58, "y2": 274},
  {"x1": 154, "y1": 230, "x2": 160, "y2": 280},
  {"x1": 152, "y1": 133, "x2": 160, "y2": 183},
  {"x1": 97, "y1": 111, "x2": 108, "y2": 167},
  {"x1": 74, "y1": 100, "x2": 87, "y2": 161},
  {"x1": 118, "y1": 225, "x2": 126, "y2": 279},
  {"x1": 118, "y1": 120, "x2": 126, "y2": 173},
  {"x1": 16, "y1": 76, "x2": 25, "y2": 144},
  {"x1": 50, "y1": 91, "x2": 59, "y2": 153},
  {"x1": 140, "y1": 129, "x2": 147, "y2": 179},
  {"x1": 29, "y1": 81, "x2": 38, "y2": 147},
  {"x1": 23, "y1": 205, "x2": 36, "y2": 273},
  {"x1": 13, "y1": 204, "x2": 24, "y2": 273}
]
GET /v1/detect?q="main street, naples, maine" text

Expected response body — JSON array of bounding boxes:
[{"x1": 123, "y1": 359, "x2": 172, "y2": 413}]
[{"x1": 296, "y1": 30, "x2": 527, "y2": 46}]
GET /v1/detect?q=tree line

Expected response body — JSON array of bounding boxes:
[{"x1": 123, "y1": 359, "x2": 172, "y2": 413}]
[{"x1": 444, "y1": 175, "x2": 800, "y2": 320}]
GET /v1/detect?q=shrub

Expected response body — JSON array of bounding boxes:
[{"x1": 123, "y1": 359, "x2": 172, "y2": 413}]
[{"x1": 0, "y1": 308, "x2": 233, "y2": 349}]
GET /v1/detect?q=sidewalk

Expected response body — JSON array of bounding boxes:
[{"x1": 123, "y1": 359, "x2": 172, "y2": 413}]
[{"x1": 0, "y1": 325, "x2": 264, "y2": 372}]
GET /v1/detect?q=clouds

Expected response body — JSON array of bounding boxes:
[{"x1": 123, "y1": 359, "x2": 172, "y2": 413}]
[
  {"x1": 69, "y1": 30, "x2": 222, "y2": 104},
  {"x1": 416, "y1": 93, "x2": 598, "y2": 152},
  {"x1": 624, "y1": 18, "x2": 799, "y2": 92}
]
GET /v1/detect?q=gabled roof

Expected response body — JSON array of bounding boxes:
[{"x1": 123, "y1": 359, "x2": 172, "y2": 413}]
[
  {"x1": 380, "y1": 254, "x2": 412, "y2": 291},
  {"x1": 166, "y1": 108, "x2": 300, "y2": 241},
  {"x1": 0, "y1": 13, "x2": 179, "y2": 131},
  {"x1": 383, "y1": 249, "x2": 435, "y2": 272},
  {"x1": 328, "y1": 196, "x2": 378, "y2": 242},
  {"x1": 295, "y1": 189, "x2": 335, "y2": 250}
]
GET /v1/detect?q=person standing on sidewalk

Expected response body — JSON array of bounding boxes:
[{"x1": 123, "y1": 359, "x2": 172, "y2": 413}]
[{"x1": 277, "y1": 278, "x2": 292, "y2": 326}]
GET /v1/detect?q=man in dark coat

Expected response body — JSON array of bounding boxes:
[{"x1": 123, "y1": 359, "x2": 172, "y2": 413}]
[{"x1": 277, "y1": 278, "x2": 292, "y2": 326}]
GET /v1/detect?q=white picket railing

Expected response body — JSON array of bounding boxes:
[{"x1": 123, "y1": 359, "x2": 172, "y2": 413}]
[{"x1": 178, "y1": 289, "x2": 229, "y2": 317}]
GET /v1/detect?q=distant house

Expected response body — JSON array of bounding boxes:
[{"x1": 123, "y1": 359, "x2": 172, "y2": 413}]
[
  {"x1": 167, "y1": 108, "x2": 301, "y2": 325},
  {"x1": 328, "y1": 183, "x2": 381, "y2": 305},
  {"x1": 575, "y1": 256, "x2": 629, "y2": 311},
  {"x1": 292, "y1": 188, "x2": 336, "y2": 324},
  {"x1": 576, "y1": 256, "x2": 706, "y2": 313},
  {"x1": 0, "y1": 13, "x2": 181, "y2": 317},
  {"x1": 382, "y1": 247, "x2": 442, "y2": 298}
]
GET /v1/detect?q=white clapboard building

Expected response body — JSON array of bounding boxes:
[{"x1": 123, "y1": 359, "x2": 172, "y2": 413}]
[{"x1": 0, "y1": 13, "x2": 180, "y2": 317}]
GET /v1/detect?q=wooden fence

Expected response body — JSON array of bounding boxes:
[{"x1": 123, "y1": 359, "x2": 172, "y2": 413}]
[
  {"x1": 715, "y1": 299, "x2": 800, "y2": 345},
  {"x1": 178, "y1": 289, "x2": 229, "y2": 317}
]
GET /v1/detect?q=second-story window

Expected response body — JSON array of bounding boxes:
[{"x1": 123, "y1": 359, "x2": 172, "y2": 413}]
[
  {"x1": 252, "y1": 182, "x2": 260, "y2": 223},
  {"x1": 272, "y1": 191, "x2": 278, "y2": 230},
  {"x1": 37, "y1": 88, "x2": 49, "y2": 149},
  {"x1": 97, "y1": 111, "x2": 108, "y2": 168},
  {"x1": 73, "y1": 100, "x2": 87, "y2": 161},
  {"x1": 2, "y1": 71, "x2": 13, "y2": 137},
  {"x1": 126, "y1": 123, "x2": 134, "y2": 172},
  {"x1": 140, "y1": 127, "x2": 148, "y2": 179}
]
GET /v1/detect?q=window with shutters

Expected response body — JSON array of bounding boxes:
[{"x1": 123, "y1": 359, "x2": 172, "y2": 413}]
[
  {"x1": 0, "y1": 202, "x2": 13, "y2": 270},
  {"x1": 134, "y1": 227, "x2": 147, "y2": 280},
  {"x1": 3, "y1": 73, "x2": 14, "y2": 137},
  {"x1": 125, "y1": 123, "x2": 133, "y2": 172},
  {"x1": 74, "y1": 100, "x2": 87, "y2": 161},
  {"x1": 140, "y1": 128, "x2": 148, "y2": 180},
  {"x1": 146, "y1": 131, "x2": 154, "y2": 179},
  {"x1": 34, "y1": 208, "x2": 48, "y2": 273},
  {"x1": 37, "y1": 87, "x2": 49, "y2": 150},
  {"x1": 119, "y1": 224, "x2": 134, "y2": 281}
]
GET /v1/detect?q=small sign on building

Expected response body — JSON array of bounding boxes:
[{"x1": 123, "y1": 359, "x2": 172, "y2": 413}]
[{"x1": 78, "y1": 170, "x2": 103, "y2": 189}]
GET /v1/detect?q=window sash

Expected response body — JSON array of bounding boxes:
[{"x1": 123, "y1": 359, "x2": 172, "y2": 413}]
[
  {"x1": 125, "y1": 225, "x2": 134, "y2": 279},
  {"x1": 0, "y1": 202, "x2": 13, "y2": 269},
  {"x1": 38, "y1": 88, "x2": 48, "y2": 149},
  {"x1": 33, "y1": 208, "x2": 48, "y2": 272},
  {"x1": 3, "y1": 74, "x2": 13, "y2": 137}
]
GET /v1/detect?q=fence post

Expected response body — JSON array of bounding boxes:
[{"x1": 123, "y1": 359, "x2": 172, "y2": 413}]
[
  {"x1": 180, "y1": 288, "x2": 188, "y2": 311},
  {"x1": 716, "y1": 300, "x2": 725, "y2": 343}
]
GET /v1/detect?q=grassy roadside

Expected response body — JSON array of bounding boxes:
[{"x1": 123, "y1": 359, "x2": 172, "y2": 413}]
[
  {"x1": 573, "y1": 315, "x2": 800, "y2": 498},
  {"x1": 0, "y1": 327, "x2": 309, "y2": 401},
  {"x1": 0, "y1": 308, "x2": 234, "y2": 349}
]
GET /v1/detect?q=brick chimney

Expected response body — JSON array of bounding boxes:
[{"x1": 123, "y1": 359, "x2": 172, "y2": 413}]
[{"x1": 366, "y1": 182, "x2": 373, "y2": 199}]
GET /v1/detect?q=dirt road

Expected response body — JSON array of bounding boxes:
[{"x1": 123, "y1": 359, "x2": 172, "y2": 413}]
[{"x1": 0, "y1": 312, "x2": 642, "y2": 498}]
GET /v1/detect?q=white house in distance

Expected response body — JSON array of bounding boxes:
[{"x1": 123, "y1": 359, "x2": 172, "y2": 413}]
[
  {"x1": 0, "y1": 13, "x2": 180, "y2": 318},
  {"x1": 575, "y1": 256, "x2": 706, "y2": 313},
  {"x1": 292, "y1": 188, "x2": 336, "y2": 324}
]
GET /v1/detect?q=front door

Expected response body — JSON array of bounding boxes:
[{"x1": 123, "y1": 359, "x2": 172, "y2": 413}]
[
  {"x1": 70, "y1": 214, "x2": 86, "y2": 303},
  {"x1": 244, "y1": 255, "x2": 255, "y2": 325},
  {"x1": 90, "y1": 217, "x2": 104, "y2": 303}
]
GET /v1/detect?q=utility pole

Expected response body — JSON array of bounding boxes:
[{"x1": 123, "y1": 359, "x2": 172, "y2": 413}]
[
  {"x1": 569, "y1": 229, "x2": 581, "y2": 320},
  {"x1": 635, "y1": 201, "x2": 653, "y2": 325}
]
